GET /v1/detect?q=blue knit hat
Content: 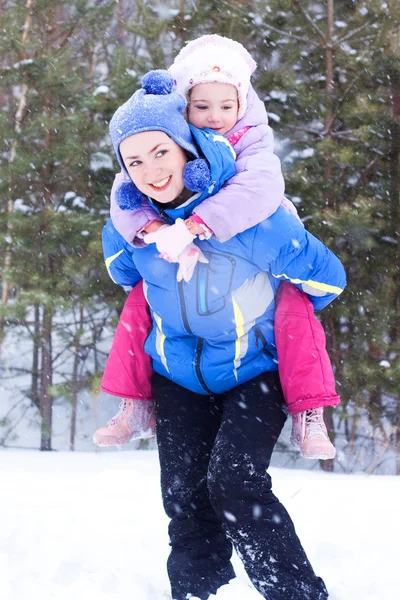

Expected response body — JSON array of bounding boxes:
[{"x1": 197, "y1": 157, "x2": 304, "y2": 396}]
[{"x1": 109, "y1": 70, "x2": 211, "y2": 210}]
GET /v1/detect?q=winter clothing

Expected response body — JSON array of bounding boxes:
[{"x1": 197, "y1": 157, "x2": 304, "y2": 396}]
[
  {"x1": 290, "y1": 407, "x2": 336, "y2": 460},
  {"x1": 144, "y1": 218, "x2": 196, "y2": 262},
  {"x1": 100, "y1": 281, "x2": 153, "y2": 400},
  {"x1": 101, "y1": 281, "x2": 341, "y2": 421},
  {"x1": 108, "y1": 70, "x2": 212, "y2": 211},
  {"x1": 109, "y1": 70, "x2": 199, "y2": 171},
  {"x1": 103, "y1": 204, "x2": 345, "y2": 397},
  {"x1": 110, "y1": 84, "x2": 289, "y2": 245},
  {"x1": 169, "y1": 34, "x2": 257, "y2": 120},
  {"x1": 93, "y1": 398, "x2": 155, "y2": 447},
  {"x1": 274, "y1": 281, "x2": 341, "y2": 413},
  {"x1": 103, "y1": 103, "x2": 343, "y2": 413},
  {"x1": 153, "y1": 371, "x2": 329, "y2": 600},
  {"x1": 143, "y1": 217, "x2": 210, "y2": 281},
  {"x1": 103, "y1": 121, "x2": 345, "y2": 396}
]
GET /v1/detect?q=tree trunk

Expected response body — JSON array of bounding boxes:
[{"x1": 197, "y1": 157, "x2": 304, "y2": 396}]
[
  {"x1": 40, "y1": 307, "x2": 53, "y2": 451},
  {"x1": 31, "y1": 303, "x2": 40, "y2": 408},
  {"x1": 323, "y1": 0, "x2": 335, "y2": 208},
  {"x1": 387, "y1": 27, "x2": 400, "y2": 472},
  {"x1": 70, "y1": 305, "x2": 84, "y2": 451}
]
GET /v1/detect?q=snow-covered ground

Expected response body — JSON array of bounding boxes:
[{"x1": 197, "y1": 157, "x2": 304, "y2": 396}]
[{"x1": 1, "y1": 449, "x2": 399, "y2": 600}]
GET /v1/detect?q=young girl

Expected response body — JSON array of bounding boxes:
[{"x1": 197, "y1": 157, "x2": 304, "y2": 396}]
[{"x1": 94, "y1": 35, "x2": 341, "y2": 459}]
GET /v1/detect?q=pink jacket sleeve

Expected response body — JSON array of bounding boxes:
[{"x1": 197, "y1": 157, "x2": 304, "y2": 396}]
[
  {"x1": 274, "y1": 281, "x2": 341, "y2": 414},
  {"x1": 110, "y1": 172, "x2": 160, "y2": 245},
  {"x1": 101, "y1": 281, "x2": 153, "y2": 400},
  {"x1": 193, "y1": 125, "x2": 285, "y2": 242}
]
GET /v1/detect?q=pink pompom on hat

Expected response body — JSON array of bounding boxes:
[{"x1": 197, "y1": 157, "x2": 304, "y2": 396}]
[{"x1": 169, "y1": 34, "x2": 257, "y2": 120}]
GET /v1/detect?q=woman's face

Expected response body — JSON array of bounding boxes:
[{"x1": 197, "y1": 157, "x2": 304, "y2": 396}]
[{"x1": 120, "y1": 131, "x2": 187, "y2": 204}]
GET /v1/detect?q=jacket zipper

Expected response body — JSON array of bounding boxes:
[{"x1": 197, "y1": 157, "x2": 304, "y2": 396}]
[
  {"x1": 178, "y1": 281, "x2": 212, "y2": 394},
  {"x1": 194, "y1": 338, "x2": 211, "y2": 394},
  {"x1": 254, "y1": 326, "x2": 275, "y2": 360}
]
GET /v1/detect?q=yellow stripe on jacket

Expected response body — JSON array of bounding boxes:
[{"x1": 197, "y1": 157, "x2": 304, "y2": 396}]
[
  {"x1": 104, "y1": 250, "x2": 124, "y2": 283},
  {"x1": 272, "y1": 273, "x2": 344, "y2": 296}
]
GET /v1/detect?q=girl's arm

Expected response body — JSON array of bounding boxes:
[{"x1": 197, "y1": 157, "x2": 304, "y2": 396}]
[
  {"x1": 110, "y1": 171, "x2": 162, "y2": 245},
  {"x1": 193, "y1": 125, "x2": 286, "y2": 242}
]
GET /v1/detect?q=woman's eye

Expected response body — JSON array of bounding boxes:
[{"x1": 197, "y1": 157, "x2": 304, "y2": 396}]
[
  {"x1": 156, "y1": 150, "x2": 167, "y2": 158},
  {"x1": 129, "y1": 160, "x2": 141, "y2": 167}
]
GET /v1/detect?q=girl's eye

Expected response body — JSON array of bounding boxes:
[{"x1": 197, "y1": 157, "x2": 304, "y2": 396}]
[
  {"x1": 196, "y1": 105, "x2": 208, "y2": 111},
  {"x1": 129, "y1": 160, "x2": 141, "y2": 167},
  {"x1": 222, "y1": 105, "x2": 233, "y2": 111},
  {"x1": 156, "y1": 150, "x2": 167, "y2": 158}
]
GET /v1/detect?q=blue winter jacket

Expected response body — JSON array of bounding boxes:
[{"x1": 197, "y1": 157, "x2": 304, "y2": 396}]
[{"x1": 103, "y1": 128, "x2": 346, "y2": 395}]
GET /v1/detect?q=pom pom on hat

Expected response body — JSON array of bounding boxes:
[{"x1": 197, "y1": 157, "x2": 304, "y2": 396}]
[
  {"x1": 115, "y1": 180, "x2": 146, "y2": 211},
  {"x1": 183, "y1": 159, "x2": 211, "y2": 193},
  {"x1": 141, "y1": 70, "x2": 174, "y2": 95},
  {"x1": 169, "y1": 34, "x2": 257, "y2": 120}
]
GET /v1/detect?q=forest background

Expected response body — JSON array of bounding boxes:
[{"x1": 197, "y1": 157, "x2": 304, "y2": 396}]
[{"x1": 0, "y1": 0, "x2": 399, "y2": 474}]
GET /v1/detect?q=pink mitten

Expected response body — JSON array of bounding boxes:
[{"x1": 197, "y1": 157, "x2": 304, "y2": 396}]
[
  {"x1": 144, "y1": 218, "x2": 195, "y2": 262},
  {"x1": 177, "y1": 244, "x2": 209, "y2": 283}
]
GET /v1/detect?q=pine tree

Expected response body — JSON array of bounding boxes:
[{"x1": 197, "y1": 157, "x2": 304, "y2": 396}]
[
  {"x1": 0, "y1": 0, "x2": 123, "y2": 450},
  {"x1": 248, "y1": 0, "x2": 400, "y2": 471}
]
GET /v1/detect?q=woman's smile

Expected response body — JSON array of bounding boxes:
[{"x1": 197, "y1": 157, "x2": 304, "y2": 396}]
[{"x1": 149, "y1": 175, "x2": 172, "y2": 190}]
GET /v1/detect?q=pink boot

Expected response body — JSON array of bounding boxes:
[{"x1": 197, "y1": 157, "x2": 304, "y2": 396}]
[
  {"x1": 93, "y1": 398, "x2": 155, "y2": 447},
  {"x1": 290, "y1": 408, "x2": 336, "y2": 460}
]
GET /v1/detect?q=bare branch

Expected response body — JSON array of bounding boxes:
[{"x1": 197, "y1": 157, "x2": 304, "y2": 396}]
[
  {"x1": 264, "y1": 23, "x2": 322, "y2": 47},
  {"x1": 334, "y1": 21, "x2": 376, "y2": 47},
  {"x1": 283, "y1": 124, "x2": 325, "y2": 139},
  {"x1": 292, "y1": 0, "x2": 326, "y2": 43}
]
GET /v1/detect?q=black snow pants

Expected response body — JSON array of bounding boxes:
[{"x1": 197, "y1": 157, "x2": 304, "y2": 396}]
[{"x1": 153, "y1": 371, "x2": 329, "y2": 600}]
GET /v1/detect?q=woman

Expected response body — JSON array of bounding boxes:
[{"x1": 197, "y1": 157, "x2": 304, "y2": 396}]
[{"x1": 103, "y1": 73, "x2": 345, "y2": 599}]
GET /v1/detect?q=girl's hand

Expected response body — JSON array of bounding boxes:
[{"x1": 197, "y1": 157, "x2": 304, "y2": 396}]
[
  {"x1": 143, "y1": 219, "x2": 164, "y2": 233},
  {"x1": 177, "y1": 244, "x2": 209, "y2": 283},
  {"x1": 185, "y1": 218, "x2": 204, "y2": 235},
  {"x1": 144, "y1": 219, "x2": 195, "y2": 262}
]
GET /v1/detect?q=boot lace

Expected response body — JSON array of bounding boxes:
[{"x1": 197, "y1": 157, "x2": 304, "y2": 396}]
[
  {"x1": 303, "y1": 408, "x2": 327, "y2": 439},
  {"x1": 107, "y1": 400, "x2": 129, "y2": 426}
]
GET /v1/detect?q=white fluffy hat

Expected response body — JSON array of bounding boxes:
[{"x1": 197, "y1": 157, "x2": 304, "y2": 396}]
[{"x1": 169, "y1": 34, "x2": 257, "y2": 120}]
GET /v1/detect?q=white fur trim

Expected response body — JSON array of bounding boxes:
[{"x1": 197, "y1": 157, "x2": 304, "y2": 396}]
[{"x1": 169, "y1": 35, "x2": 257, "y2": 120}]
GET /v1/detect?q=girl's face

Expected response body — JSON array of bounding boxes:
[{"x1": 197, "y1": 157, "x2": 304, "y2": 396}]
[
  {"x1": 187, "y1": 82, "x2": 239, "y2": 135},
  {"x1": 120, "y1": 131, "x2": 187, "y2": 204}
]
